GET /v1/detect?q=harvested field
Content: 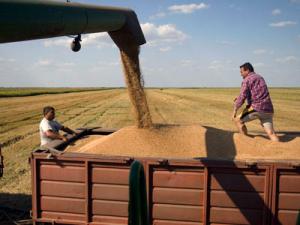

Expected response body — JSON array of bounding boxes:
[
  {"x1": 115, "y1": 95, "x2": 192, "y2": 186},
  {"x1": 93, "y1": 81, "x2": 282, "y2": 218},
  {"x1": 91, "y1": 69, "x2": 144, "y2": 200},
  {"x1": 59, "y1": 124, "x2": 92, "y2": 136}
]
[{"x1": 0, "y1": 88, "x2": 299, "y2": 208}]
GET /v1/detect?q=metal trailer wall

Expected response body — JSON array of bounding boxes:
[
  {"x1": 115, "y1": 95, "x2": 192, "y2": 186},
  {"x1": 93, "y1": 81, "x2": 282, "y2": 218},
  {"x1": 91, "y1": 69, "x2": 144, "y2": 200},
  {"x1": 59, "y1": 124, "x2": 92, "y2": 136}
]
[{"x1": 30, "y1": 130, "x2": 300, "y2": 225}]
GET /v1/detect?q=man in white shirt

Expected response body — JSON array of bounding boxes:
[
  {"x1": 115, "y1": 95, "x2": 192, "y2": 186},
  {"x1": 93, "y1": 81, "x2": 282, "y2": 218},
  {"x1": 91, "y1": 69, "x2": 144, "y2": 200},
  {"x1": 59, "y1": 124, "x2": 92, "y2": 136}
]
[{"x1": 39, "y1": 106, "x2": 75, "y2": 146}]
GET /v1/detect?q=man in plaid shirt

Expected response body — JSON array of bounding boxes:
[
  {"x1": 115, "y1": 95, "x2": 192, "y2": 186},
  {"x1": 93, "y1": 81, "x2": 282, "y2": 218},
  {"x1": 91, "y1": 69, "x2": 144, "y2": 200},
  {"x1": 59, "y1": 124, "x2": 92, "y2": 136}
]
[{"x1": 232, "y1": 62, "x2": 279, "y2": 141}]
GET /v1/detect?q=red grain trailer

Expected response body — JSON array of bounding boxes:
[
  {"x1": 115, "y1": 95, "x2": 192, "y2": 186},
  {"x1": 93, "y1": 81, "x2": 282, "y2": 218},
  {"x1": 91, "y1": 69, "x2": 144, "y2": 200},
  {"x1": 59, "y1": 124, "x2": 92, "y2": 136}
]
[{"x1": 30, "y1": 128, "x2": 300, "y2": 225}]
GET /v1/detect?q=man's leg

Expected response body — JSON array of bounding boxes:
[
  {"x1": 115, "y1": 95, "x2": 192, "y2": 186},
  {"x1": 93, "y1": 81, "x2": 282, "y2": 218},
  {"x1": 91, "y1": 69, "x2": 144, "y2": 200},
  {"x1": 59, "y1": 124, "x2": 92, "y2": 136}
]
[
  {"x1": 234, "y1": 118, "x2": 248, "y2": 135},
  {"x1": 263, "y1": 124, "x2": 279, "y2": 142},
  {"x1": 261, "y1": 115, "x2": 279, "y2": 142}
]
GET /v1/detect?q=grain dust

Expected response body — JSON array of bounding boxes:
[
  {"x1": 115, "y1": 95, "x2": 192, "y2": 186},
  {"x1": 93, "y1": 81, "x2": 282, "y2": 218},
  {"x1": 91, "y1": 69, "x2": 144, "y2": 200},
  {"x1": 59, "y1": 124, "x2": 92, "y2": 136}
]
[{"x1": 109, "y1": 27, "x2": 152, "y2": 128}]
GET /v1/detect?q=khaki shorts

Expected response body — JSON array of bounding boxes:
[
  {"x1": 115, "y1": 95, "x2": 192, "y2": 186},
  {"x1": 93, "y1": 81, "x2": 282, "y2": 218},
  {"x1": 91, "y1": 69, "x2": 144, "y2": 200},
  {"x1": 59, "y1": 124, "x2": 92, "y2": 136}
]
[{"x1": 240, "y1": 107, "x2": 274, "y2": 130}]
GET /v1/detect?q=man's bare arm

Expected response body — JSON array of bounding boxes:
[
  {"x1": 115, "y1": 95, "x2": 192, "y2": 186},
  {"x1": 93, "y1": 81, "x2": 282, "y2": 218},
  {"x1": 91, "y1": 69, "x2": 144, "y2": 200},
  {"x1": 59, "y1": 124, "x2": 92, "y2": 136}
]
[
  {"x1": 232, "y1": 98, "x2": 240, "y2": 120},
  {"x1": 61, "y1": 126, "x2": 75, "y2": 135},
  {"x1": 45, "y1": 130, "x2": 68, "y2": 142}
]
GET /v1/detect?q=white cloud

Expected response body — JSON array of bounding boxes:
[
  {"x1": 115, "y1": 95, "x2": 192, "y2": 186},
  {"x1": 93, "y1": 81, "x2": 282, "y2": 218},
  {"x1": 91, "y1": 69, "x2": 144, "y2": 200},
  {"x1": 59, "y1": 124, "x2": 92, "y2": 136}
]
[
  {"x1": 44, "y1": 33, "x2": 112, "y2": 48},
  {"x1": 289, "y1": 0, "x2": 300, "y2": 3},
  {"x1": 180, "y1": 59, "x2": 195, "y2": 67},
  {"x1": 269, "y1": 21, "x2": 297, "y2": 27},
  {"x1": 208, "y1": 60, "x2": 234, "y2": 71},
  {"x1": 0, "y1": 58, "x2": 16, "y2": 63},
  {"x1": 168, "y1": 3, "x2": 209, "y2": 14},
  {"x1": 89, "y1": 60, "x2": 120, "y2": 72},
  {"x1": 208, "y1": 60, "x2": 224, "y2": 70},
  {"x1": 35, "y1": 59, "x2": 75, "y2": 71},
  {"x1": 141, "y1": 23, "x2": 187, "y2": 46},
  {"x1": 159, "y1": 46, "x2": 172, "y2": 52},
  {"x1": 36, "y1": 59, "x2": 52, "y2": 67},
  {"x1": 253, "y1": 62, "x2": 265, "y2": 68},
  {"x1": 43, "y1": 24, "x2": 186, "y2": 49},
  {"x1": 44, "y1": 38, "x2": 68, "y2": 47},
  {"x1": 150, "y1": 2, "x2": 209, "y2": 20},
  {"x1": 272, "y1": 9, "x2": 281, "y2": 16},
  {"x1": 83, "y1": 33, "x2": 111, "y2": 47},
  {"x1": 253, "y1": 49, "x2": 267, "y2": 55},
  {"x1": 0, "y1": 58, "x2": 18, "y2": 72},
  {"x1": 59, "y1": 62, "x2": 75, "y2": 67},
  {"x1": 149, "y1": 12, "x2": 166, "y2": 20},
  {"x1": 275, "y1": 56, "x2": 299, "y2": 63}
]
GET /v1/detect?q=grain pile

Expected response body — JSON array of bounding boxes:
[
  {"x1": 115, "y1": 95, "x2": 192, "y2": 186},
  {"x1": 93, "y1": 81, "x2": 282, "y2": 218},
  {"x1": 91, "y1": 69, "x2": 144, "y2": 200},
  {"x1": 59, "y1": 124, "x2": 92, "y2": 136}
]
[
  {"x1": 65, "y1": 135, "x2": 104, "y2": 152},
  {"x1": 66, "y1": 124, "x2": 300, "y2": 160}
]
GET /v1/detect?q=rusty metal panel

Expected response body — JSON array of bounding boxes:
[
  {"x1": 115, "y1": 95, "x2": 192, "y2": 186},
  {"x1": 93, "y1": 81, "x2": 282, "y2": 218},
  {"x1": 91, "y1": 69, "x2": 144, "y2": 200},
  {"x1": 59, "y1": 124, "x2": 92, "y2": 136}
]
[
  {"x1": 210, "y1": 191, "x2": 265, "y2": 209},
  {"x1": 153, "y1": 204, "x2": 203, "y2": 222},
  {"x1": 91, "y1": 164, "x2": 130, "y2": 222},
  {"x1": 153, "y1": 188, "x2": 203, "y2": 206},
  {"x1": 92, "y1": 184, "x2": 129, "y2": 201},
  {"x1": 92, "y1": 215, "x2": 128, "y2": 224},
  {"x1": 92, "y1": 200, "x2": 128, "y2": 217},
  {"x1": 40, "y1": 180, "x2": 85, "y2": 198},
  {"x1": 210, "y1": 170, "x2": 266, "y2": 192},
  {"x1": 271, "y1": 165, "x2": 300, "y2": 225},
  {"x1": 40, "y1": 163, "x2": 85, "y2": 182},
  {"x1": 40, "y1": 196, "x2": 85, "y2": 214},
  {"x1": 92, "y1": 167, "x2": 129, "y2": 184},
  {"x1": 278, "y1": 193, "x2": 300, "y2": 210},
  {"x1": 147, "y1": 160, "x2": 274, "y2": 225},
  {"x1": 40, "y1": 211, "x2": 85, "y2": 222},
  {"x1": 149, "y1": 164, "x2": 205, "y2": 224},
  {"x1": 208, "y1": 166, "x2": 271, "y2": 225},
  {"x1": 32, "y1": 155, "x2": 131, "y2": 224},
  {"x1": 209, "y1": 207, "x2": 263, "y2": 225},
  {"x1": 153, "y1": 170, "x2": 204, "y2": 189},
  {"x1": 277, "y1": 211, "x2": 299, "y2": 225}
]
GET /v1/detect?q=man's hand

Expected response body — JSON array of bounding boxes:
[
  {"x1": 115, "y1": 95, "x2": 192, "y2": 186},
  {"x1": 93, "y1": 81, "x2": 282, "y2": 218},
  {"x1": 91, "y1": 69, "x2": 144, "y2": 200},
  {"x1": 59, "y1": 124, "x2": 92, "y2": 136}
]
[
  {"x1": 62, "y1": 136, "x2": 68, "y2": 142},
  {"x1": 45, "y1": 130, "x2": 68, "y2": 142},
  {"x1": 231, "y1": 110, "x2": 237, "y2": 121}
]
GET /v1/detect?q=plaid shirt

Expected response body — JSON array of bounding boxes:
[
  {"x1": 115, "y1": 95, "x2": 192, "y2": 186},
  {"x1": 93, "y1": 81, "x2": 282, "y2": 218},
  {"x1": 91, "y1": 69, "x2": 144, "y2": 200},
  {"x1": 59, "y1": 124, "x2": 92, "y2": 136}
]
[{"x1": 235, "y1": 72, "x2": 274, "y2": 113}]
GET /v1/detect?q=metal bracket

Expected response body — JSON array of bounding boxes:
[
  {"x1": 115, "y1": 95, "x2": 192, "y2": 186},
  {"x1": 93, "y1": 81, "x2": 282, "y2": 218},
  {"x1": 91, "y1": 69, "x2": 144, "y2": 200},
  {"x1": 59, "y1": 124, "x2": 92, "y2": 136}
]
[
  {"x1": 290, "y1": 162, "x2": 300, "y2": 168},
  {"x1": 158, "y1": 159, "x2": 169, "y2": 166},
  {"x1": 124, "y1": 157, "x2": 134, "y2": 165},
  {"x1": 40, "y1": 146, "x2": 64, "y2": 159},
  {"x1": 245, "y1": 161, "x2": 257, "y2": 168}
]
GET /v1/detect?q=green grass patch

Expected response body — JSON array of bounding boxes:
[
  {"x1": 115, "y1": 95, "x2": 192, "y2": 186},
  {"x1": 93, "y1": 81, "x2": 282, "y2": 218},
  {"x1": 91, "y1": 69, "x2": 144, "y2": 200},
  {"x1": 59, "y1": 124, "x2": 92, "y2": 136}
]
[{"x1": 0, "y1": 87, "x2": 112, "y2": 97}]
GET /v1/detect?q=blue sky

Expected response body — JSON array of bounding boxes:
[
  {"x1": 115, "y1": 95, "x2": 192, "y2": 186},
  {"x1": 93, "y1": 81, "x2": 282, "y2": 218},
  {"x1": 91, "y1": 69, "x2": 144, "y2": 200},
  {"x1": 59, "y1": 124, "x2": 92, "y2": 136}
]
[{"x1": 0, "y1": 0, "x2": 300, "y2": 87}]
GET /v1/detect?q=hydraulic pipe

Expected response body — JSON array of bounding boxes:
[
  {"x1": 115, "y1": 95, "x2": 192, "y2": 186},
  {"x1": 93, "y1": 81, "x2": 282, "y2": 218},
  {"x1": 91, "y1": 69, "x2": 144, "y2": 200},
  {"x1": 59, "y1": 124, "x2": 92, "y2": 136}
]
[{"x1": 0, "y1": 0, "x2": 146, "y2": 46}]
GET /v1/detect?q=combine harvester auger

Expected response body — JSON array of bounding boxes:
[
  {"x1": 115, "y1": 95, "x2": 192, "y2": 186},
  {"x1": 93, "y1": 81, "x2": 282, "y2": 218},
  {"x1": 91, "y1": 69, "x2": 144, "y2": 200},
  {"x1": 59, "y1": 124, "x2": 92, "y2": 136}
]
[{"x1": 0, "y1": 0, "x2": 146, "y2": 48}]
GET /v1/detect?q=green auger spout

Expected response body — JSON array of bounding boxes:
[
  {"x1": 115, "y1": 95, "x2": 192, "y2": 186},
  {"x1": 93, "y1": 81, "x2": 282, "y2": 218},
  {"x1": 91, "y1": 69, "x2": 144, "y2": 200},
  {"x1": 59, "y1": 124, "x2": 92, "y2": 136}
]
[{"x1": 0, "y1": 0, "x2": 146, "y2": 47}]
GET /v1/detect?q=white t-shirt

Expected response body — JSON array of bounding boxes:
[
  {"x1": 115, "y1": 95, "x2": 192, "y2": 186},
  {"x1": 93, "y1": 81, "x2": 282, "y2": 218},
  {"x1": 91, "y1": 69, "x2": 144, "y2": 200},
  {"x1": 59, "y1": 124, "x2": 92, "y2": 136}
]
[{"x1": 39, "y1": 118, "x2": 63, "y2": 146}]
